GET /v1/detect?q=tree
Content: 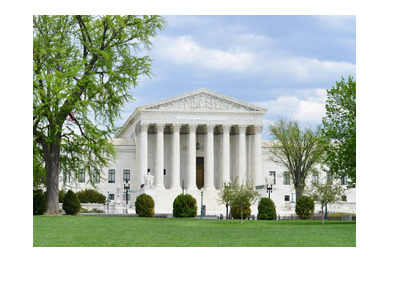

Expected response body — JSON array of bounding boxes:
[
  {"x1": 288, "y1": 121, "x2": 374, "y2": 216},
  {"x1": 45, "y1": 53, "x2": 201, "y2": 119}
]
[
  {"x1": 322, "y1": 76, "x2": 356, "y2": 188},
  {"x1": 268, "y1": 118, "x2": 324, "y2": 199},
  {"x1": 33, "y1": 15, "x2": 166, "y2": 215},
  {"x1": 217, "y1": 177, "x2": 260, "y2": 223},
  {"x1": 305, "y1": 173, "x2": 347, "y2": 225}
]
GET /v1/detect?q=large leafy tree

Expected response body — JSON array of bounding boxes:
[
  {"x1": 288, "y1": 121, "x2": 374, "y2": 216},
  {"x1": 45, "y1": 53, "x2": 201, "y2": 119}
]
[
  {"x1": 322, "y1": 76, "x2": 356, "y2": 188},
  {"x1": 33, "y1": 15, "x2": 166, "y2": 215},
  {"x1": 268, "y1": 119, "x2": 324, "y2": 199}
]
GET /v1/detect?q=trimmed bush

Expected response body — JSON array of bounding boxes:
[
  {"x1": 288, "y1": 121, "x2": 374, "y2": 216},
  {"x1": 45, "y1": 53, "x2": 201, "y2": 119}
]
[
  {"x1": 33, "y1": 192, "x2": 46, "y2": 215},
  {"x1": 257, "y1": 197, "x2": 277, "y2": 220},
  {"x1": 295, "y1": 195, "x2": 315, "y2": 219},
  {"x1": 135, "y1": 193, "x2": 155, "y2": 217},
  {"x1": 231, "y1": 199, "x2": 251, "y2": 220},
  {"x1": 59, "y1": 189, "x2": 66, "y2": 203},
  {"x1": 76, "y1": 188, "x2": 106, "y2": 204},
  {"x1": 63, "y1": 190, "x2": 81, "y2": 215},
  {"x1": 173, "y1": 194, "x2": 197, "y2": 218}
]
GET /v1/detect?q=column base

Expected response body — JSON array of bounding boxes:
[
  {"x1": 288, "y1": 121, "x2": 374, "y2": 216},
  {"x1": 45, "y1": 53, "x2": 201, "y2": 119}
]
[
  {"x1": 203, "y1": 185, "x2": 216, "y2": 192},
  {"x1": 186, "y1": 186, "x2": 198, "y2": 193},
  {"x1": 170, "y1": 185, "x2": 182, "y2": 192},
  {"x1": 155, "y1": 185, "x2": 165, "y2": 191}
]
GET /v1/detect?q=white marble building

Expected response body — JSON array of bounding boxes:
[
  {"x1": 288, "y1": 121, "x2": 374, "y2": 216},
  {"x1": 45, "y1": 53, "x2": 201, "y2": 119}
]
[{"x1": 62, "y1": 88, "x2": 356, "y2": 215}]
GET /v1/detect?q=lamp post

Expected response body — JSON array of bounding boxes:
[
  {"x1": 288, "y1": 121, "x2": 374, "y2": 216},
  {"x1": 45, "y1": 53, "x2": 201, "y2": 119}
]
[
  {"x1": 107, "y1": 191, "x2": 109, "y2": 213},
  {"x1": 290, "y1": 192, "x2": 295, "y2": 211},
  {"x1": 124, "y1": 181, "x2": 130, "y2": 214},
  {"x1": 265, "y1": 176, "x2": 273, "y2": 199},
  {"x1": 200, "y1": 188, "x2": 204, "y2": 219}
]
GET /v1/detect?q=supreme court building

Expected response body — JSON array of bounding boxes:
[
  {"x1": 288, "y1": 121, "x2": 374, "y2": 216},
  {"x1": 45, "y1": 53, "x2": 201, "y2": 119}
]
[{"x1": 63, "y1": 88, "x2": 356, "y2": 215}]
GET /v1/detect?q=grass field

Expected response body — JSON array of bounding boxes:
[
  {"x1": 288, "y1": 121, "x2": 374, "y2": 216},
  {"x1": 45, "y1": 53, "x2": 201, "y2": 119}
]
[{"x1": 33, "y1": 216, "x2": 356, "y2": 247}]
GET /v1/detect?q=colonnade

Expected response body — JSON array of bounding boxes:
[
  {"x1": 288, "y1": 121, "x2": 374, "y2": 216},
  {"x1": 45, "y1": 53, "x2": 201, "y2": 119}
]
[{"x1": 135, "y1": 123, "x2": 263, "y2": 191}]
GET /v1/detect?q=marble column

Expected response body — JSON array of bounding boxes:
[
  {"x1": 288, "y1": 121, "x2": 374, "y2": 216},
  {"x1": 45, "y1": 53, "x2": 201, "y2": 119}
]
[
  {"x1": 221, "y1": 125, "x2": 231, "y2": 185},
  {"x1": 155, "y1": 123, "x2": 165, "y2": 190},
  {"x1": 171, "y1": 124, "x2": 181, "y2": 190},
  {"x1": 237, "y1": 125, "x2": 247, "y2": 184},
  {"x1": 204, "y1": 124, "x2": 215, "y2": 191},
  {"x1": 252, "y1": 125, "x2": 263, "y2": 186},
  {"x1": 139, "y1": 123, "x2": 149, "y2": 187},
  {"x1": 187, "y1": 124, "x2": 198, "y2": 192}
]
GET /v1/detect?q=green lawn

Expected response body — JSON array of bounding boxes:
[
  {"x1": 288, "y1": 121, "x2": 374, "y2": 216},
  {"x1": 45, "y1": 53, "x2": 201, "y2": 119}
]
[{"x1": 33, "y1": 216, "x2": 356, "y2": 247}]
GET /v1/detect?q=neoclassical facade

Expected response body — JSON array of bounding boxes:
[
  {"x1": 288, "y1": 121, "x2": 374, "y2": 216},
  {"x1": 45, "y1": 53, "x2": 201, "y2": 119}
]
[{"x1": 63, "y1": 88, "x2": 356, "y2": 215}]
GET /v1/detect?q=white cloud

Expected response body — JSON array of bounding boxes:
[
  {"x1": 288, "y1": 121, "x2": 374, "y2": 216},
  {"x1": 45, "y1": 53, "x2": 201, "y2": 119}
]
[
  {"x1": 154, "y1": 36, "x2": 258, "y2": 73},
  {"x1": 264, "y1": 57, "x2": 356, "y2": 82},
  {"x1": 253, "y1": 88, "x2": 327, "y2": 124},
  {"x1": 154, "y1": 35, "x2": 355, "y2": 83}
]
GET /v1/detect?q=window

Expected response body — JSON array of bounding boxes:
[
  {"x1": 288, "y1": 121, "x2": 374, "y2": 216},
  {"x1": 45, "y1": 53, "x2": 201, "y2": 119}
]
[
  {"x1": 109, "y1": 194, "x2": 115, "y2": 200},
  {"x1": 284, "y1": 195, "x2": 290, "y2": 201},
  {"x1": 123, "y1": 169, "x2": 130, "y2": 183},
  {"x1": 326, "y1": 172, "x2": 332, "y2": 184},
  {"x1": 283, "y1": 171, "x2": 290, "y2": 185},
  {"x1": 78, "y1": 170, "x2": 85, "y2": 183},
  {"x1": 108, "y1": 169, "x2": 115, "y2": 183},
  {"x1": 341, "y1": 173, "x2": 347, "y2": 185},
  {"x1": 312, "y1": 172, "x2": 319, "y2": 183},
  {"x1": 342, "y1": 196, "x2": 347, "y2": 202},
  {"x1": 269, "y1": 171, "x2": 276, "y2": 185},
  {"x1": 93, "y1": 169, "x2": 100, "y2": 183}
]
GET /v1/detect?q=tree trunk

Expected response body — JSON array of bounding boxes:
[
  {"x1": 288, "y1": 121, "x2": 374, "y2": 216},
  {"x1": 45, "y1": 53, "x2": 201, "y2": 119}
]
[
  {"x1": 43, "y1": 142, "x2": 61, "y2": 216},
  {"x1": 240, "y1": 201, "x2": 243, "y2": 224},
  {"x1": 321, "y1": 204, "x2": 324, "y2": 225}
]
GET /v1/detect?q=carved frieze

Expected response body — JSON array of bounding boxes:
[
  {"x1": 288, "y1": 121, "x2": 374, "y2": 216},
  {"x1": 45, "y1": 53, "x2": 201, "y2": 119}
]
[{"x1": 148, "y1": 92, "x2": 257, "y2": 112}]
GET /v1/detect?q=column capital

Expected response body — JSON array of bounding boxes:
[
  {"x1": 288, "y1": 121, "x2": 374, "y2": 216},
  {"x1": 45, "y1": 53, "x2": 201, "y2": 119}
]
[
  {"x1": 155, "y1": 123, "x2": 165, "y2": 132},
  {"x1": 238, "y1": 125, "x2": 247, "y2": 134},
  {"x1": 222, "y1": 124, "x2": 231, "y2": 133},
  {"x1": 188, "y1": 124, "x2": 198, "y2": 133},
  {"x1": 206, "y1": 124, "x2": 216, "y2": 133},
  {"x1": 140, "y1": 123, "x2": 149, "y2": 133},
  {"x1": 253, "y1": 125, "x2": 263, "y2": 134},
  {"x1": 171, "y1": 123, "x2": 181, "y2": 132}
]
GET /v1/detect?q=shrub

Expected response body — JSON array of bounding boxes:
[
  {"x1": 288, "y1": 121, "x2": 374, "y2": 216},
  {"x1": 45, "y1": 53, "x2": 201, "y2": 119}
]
[
  {"x1": 76, "y1": 188, "x2": 106, "y2": 204},
  {"x1": 295, "y1": 195, "x2": 315, "y2": 219},
  {"x1": 231, "y1": 199, "x2": 251, "y2": 220},
  {"x1": 63, "y1": 190, "x2": 81, "y2": 215},
  {"x1": 33, "y1": 192, "x2": 46, "y2": 215},
  {"x1": 257, "y1": 197, "x2": 276, "y2": 220},
  {"x1": 135, "y1": 193, "x2": 155, "y2": 217},
  {"x1": 59, "y1": 189, "x2": 66, "y2": 203},
  {"x1": 173, "y1": 194, "x2": 197, "y2": 218}
]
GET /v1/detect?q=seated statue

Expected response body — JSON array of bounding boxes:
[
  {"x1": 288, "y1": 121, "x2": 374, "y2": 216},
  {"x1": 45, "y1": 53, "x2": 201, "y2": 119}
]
[{"x1": 144, "y1": 172, "x2": 154, "y2": 187}]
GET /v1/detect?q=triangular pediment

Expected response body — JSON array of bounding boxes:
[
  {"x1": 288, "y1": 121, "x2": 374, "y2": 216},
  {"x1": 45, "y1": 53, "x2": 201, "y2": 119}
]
[{"x1": 142, "y1": 88, "x2": 267, "y2": 113}]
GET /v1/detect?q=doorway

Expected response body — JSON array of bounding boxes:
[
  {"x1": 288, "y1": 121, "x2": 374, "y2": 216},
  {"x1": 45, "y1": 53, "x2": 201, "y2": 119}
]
[{"x1": 196, "y1": 157, "x2": 204, "y2": 189}]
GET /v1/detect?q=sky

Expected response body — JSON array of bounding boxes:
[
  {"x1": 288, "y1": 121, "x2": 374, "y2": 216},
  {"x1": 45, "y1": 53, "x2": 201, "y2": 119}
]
[{"x1": 120, "y1": 15, "x2": 356, "y2": 140}]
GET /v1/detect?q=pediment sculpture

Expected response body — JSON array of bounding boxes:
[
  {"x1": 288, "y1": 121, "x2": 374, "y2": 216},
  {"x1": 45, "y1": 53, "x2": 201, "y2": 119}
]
[{"x1": 148, "y1": 92, "x2": 258, "y2": 112}]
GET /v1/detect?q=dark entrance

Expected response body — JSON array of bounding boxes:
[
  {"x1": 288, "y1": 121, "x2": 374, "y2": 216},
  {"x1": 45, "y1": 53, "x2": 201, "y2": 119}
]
[{"x1": 196, "y1": 157, "x2": 204, "y2": 189}]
